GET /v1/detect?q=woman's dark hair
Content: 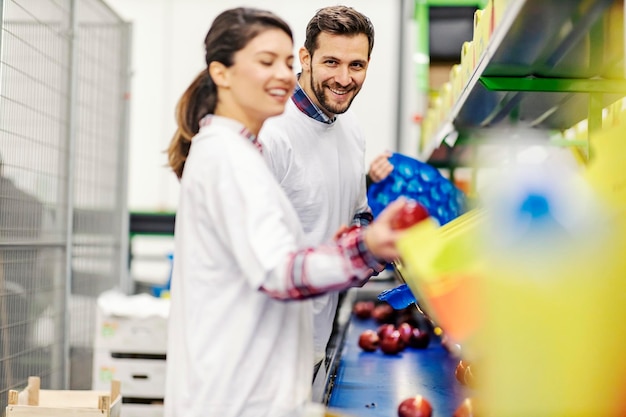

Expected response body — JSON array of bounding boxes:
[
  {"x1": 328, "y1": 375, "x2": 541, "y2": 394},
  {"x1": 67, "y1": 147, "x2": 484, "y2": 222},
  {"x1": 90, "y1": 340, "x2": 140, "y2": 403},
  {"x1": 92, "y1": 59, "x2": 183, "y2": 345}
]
[
  {"x1": 168, "y1": 7, "x2": 293, "y2": 179},
  {"x1": 304, "y1": 6, "x2": 375, "y2": 59}
]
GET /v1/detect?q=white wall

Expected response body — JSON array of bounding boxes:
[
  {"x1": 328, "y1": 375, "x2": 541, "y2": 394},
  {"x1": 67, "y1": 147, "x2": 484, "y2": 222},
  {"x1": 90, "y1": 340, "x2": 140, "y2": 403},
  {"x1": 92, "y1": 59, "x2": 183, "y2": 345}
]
[{"x1": 105, "y1": 0, "x2": 400, "y2": 211}]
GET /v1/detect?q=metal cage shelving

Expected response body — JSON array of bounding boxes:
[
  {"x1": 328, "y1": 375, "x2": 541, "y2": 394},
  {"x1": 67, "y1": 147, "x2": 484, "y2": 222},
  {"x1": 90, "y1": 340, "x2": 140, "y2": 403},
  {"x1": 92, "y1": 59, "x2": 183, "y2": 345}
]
[{"x1": 0, "y1": 0, "x2": 131, "y2": 410}]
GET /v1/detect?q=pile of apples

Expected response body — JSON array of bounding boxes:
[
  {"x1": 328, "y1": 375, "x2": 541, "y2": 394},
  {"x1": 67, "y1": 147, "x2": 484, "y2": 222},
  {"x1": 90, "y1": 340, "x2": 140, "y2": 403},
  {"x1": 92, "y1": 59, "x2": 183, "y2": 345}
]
[{"x1": 353, "y1": 301, "x2": 430, "y2": 355}]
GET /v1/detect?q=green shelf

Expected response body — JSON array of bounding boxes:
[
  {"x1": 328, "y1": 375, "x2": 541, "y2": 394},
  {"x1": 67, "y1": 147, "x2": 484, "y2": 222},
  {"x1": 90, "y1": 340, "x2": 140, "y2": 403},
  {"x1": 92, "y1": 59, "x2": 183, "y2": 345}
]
[{"x1": 422, "y1": 0, "x2": 625, "y2": 165}]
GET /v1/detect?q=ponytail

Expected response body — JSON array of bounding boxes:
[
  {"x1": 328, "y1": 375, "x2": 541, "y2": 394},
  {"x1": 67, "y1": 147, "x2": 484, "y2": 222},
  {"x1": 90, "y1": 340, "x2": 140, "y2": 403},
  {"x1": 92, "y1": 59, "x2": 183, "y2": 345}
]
[{"x1": 167, "y1": 69, "x2": 218, "y2": 179}]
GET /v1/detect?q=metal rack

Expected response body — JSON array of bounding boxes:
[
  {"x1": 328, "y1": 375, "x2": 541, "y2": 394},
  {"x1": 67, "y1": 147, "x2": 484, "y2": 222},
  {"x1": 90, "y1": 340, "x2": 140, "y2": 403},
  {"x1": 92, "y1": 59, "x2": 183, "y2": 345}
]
[
  {"x1": 0, "y1": 0, "x2": 131, "y2": 408},
  {"x1": 421, "y1": 0, "x2": 626, "y2": 164}
]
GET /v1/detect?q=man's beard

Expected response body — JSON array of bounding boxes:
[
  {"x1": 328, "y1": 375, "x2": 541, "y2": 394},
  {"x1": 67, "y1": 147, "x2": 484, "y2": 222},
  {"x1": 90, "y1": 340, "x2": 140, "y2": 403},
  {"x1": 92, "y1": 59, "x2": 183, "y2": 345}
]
[{"x1": 310, "y1": 74, "x2": 358, "y2": 116}]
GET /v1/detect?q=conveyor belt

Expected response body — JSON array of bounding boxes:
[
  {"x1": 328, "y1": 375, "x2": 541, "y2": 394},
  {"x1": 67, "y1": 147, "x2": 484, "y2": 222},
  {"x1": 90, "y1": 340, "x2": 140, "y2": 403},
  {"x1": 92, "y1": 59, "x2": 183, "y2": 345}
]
[{"x1": 326, "y1": 291, "x2": 467, "y2": 417}]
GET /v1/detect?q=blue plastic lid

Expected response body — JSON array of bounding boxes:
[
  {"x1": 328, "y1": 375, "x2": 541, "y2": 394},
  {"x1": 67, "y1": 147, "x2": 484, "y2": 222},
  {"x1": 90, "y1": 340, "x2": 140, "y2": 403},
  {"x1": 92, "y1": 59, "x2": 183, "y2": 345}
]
[
  {"x1": 377, "y1": 283, "x2": 417, "y2": 309},
  {"x1": 367, "y1": 153, "x2": 467, "y2": 226}
]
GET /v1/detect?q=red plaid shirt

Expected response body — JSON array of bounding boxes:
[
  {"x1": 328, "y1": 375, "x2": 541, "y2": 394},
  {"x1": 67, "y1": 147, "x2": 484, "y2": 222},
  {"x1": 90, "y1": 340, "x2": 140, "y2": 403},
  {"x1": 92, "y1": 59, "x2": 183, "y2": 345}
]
[{"x1": 261, "y1": 226, "x2": 385, "y2": 300}]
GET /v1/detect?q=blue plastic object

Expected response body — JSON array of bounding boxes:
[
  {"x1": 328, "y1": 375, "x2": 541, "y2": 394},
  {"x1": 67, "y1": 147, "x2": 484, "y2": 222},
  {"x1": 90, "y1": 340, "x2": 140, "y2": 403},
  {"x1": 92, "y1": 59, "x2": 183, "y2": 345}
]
[
  {"x1": 377, "y1": 283, "x2": 417, "y2": 309},
  {"x1": 367, "y1": 152, "x2": 467, "y2": 226},
  {"x1": 151, "y1": 252, "x2": 173, "y2": 298},
  {"x1": 328, "y1": 313, "x2": 463, "y2": 416}
]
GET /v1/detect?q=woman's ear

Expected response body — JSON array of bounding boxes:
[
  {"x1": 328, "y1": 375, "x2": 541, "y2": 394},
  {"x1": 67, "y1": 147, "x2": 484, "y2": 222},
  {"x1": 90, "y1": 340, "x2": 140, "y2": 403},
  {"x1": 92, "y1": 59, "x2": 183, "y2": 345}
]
[{"x1": 208, "y1": 61, "x2": 229, "y2": 88}]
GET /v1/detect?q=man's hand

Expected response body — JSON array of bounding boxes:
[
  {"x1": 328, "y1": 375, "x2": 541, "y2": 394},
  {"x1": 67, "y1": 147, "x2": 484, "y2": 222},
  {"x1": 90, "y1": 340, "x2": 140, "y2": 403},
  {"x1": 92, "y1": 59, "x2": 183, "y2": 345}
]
[
  {"x1": 368, "y1": 151, "x2": 394, "y2": 183},
  {"x1": 363, "y1": 197, "x2": 408, "y2": 261}
]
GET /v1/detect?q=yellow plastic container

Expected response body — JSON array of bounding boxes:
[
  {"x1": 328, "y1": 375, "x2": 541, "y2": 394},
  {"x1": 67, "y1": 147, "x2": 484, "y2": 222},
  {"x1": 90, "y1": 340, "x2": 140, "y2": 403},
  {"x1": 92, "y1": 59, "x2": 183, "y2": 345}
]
[
  {"x1": 449, "y1": 64, "x2": 463, "y2": 104},
  {"x1": 398, "y1": 130, "x2": 626, "y2": 415},
  {"x1": 472, "y1": 9, "x2": 485, "y2": 61},
  {"x1": 460, "y1": 41, "x2": 475, "y2": 84},
  {"x1": 480, "y1": 0, "x2": 494, "y2": 57},
  {"x1": 396, "y1": 211, "x2": 486, "y2": 349},
  {"x1": 492, "y1": 0, "x2": 511, "y2": 29}
]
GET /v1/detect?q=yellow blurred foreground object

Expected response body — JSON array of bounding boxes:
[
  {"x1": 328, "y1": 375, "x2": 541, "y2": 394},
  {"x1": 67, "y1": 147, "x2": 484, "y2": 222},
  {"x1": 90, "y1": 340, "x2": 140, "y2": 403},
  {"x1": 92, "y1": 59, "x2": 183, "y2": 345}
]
[
  {"x1": 585, "y1": 123, "x2": 626, "y2": 226},
  {"x1": 477, "y1": 132, "x2": 626, "y2": 417},
  {"x1": 397, "y1": 211, "x2": 486, "y2": 350},
  {"x1": 397, "y1": 128, "x2": 626, "y2": 416}
]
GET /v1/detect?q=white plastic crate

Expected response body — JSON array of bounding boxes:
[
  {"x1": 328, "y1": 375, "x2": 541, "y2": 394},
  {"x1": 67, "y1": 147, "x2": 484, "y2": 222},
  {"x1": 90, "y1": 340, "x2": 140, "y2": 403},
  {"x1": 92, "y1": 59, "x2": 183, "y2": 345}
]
[
  {"x1": 92, "y1": 349, "x2": 166, "y2": 398},
  {"x1": 122, "y1": 402, "x2": 164, "y2": 417},
  {"x1": 94, "y1": 292, "x2": 169, "y2": 354}
]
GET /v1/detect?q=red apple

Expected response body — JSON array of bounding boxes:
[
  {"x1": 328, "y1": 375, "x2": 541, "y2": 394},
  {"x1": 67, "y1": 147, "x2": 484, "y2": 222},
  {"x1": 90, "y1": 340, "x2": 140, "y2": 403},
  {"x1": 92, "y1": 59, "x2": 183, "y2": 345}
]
[
  {"x1": 453, "y1": 398, "x2": 475, "y2": 417},
  {"x1": 353, "y1": 301, "x2": 375, "y2": 319},
  {"x1": 464, "y1": 364, "x2": 476, "y2": 388},
  {"x1": 408, "y1": 327, "x2": 430, "y2": 349},
  {"x1": 455, "y1": 360, "x2": 467, "y2": 385},
  {"x1": 390, "y1": 199, "x2": 429, "y2": 230},
  {"x1": 397, "y1": 322, "x2": 413, "y2": 345},
  {"x1": 358, "y1": 329, "x2": 380, "y2": 352},
  {"x1": 380, "y1": 330, "x2": 404, "y2": 355},
  {"x1": 377, "y1": 323, "x2": 396, "y2": 340},
  {"x1": 396, "y1": 310, "x2": 420, "y2": 328},
  {"x1": 397, "y1": 395, "x2": 432, "y2": 417},
  {"x1": 372, "y1": 303, "x2": 395, "y2": 323}
]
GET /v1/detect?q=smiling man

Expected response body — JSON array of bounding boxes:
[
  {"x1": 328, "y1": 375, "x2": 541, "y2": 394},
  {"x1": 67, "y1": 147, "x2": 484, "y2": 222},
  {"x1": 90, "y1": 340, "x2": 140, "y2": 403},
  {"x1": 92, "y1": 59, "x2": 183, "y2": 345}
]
[{"x1": 259, "y1": 5, "x2": 384, "y2": 390}]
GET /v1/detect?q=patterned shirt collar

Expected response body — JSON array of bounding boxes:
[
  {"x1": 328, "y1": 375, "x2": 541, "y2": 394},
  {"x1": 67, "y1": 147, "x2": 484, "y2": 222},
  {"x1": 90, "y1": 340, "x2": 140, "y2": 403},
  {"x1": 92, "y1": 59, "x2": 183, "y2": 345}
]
[
  {"x1": 291, "y1": 75, "x2": 336, "y2": 124},
  {"x1": 199, "y1": 114, "x2": 263, "y2": 154}
]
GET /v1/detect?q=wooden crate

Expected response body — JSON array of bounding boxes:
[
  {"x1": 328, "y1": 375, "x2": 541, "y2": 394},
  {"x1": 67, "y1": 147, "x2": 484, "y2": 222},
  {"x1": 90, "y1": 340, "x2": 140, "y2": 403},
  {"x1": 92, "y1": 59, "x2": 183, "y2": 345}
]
[{"x1": 6, "y1": 377, "x2": 121, "y2": 417}]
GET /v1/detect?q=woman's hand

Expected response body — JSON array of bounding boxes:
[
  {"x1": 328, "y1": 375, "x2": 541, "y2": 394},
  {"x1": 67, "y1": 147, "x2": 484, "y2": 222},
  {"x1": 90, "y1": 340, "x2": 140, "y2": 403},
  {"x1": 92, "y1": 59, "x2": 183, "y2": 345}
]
[{"x1": 363, "y1": 197, "x2": 408, "y2": 261}]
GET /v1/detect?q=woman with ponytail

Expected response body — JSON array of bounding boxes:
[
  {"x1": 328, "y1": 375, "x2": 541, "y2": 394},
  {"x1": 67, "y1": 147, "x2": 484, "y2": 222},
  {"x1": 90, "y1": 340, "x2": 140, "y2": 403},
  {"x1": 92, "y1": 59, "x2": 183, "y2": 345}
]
[{"x1": 164, "y1": 7, "x2": 408, "y2": 417}]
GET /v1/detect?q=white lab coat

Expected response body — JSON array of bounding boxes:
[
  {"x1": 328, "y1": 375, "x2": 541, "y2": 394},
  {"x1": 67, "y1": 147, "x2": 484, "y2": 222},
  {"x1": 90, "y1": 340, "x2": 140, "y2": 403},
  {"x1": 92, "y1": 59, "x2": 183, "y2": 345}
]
[
  {"x1": 261, "y1": 98, "x2": 370, "y2": 365},
  {"x1": 165, "y1": 116, "x2": 378, "y2": 417}
]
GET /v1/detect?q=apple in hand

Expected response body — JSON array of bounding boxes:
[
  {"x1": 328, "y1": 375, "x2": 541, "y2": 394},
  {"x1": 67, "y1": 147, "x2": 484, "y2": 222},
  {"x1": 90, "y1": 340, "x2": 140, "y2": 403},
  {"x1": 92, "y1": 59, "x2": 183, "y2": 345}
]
[
  {"x1": 390, "y1": 199, "x2": 429, "y2": 230},
  {"x1": 397, "y1": 395, "x2": 433, "y2": 417},
  {"x1": 358, "y1": 329, "x2": 380, "y2": 352}
]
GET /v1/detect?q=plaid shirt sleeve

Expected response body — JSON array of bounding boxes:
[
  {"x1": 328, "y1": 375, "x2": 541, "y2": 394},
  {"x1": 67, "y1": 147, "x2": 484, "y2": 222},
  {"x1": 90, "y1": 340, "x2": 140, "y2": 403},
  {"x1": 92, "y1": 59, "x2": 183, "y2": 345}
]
[
  {"x1": 351, "y1": 209, "x2": 386, "y2": 274},
  {"x1": 352, "y1": 209, "x2": 373, "y2": 227},
  {"x1": 260, "y1": 227, "x2": 386, "y2": 300}
]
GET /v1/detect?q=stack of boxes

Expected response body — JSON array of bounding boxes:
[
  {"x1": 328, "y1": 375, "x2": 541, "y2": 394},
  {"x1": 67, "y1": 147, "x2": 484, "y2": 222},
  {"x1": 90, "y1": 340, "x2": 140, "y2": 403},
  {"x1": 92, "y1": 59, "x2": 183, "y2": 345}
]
[{"x1": 92, "y1": 292, "x2": 169, "y2": 417}]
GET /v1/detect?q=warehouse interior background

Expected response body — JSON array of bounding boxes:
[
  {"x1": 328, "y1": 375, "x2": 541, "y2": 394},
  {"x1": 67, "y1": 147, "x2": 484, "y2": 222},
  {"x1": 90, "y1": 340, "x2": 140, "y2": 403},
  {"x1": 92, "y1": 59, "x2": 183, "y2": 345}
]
[
  {"x1": 106, "y1": 0, "x2": 404, "y2": 212},
  {"x1": 1, "y1": 0, "x2": 625, "y2": 416}
]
